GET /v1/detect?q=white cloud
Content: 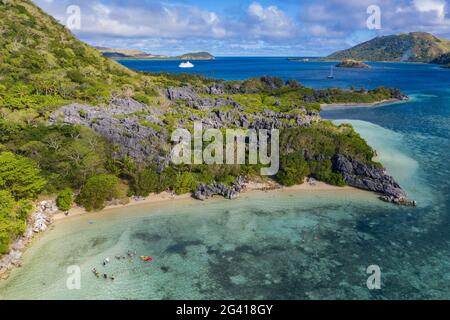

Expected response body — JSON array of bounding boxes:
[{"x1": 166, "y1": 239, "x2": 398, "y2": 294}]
[
  {"x1": 38, "y1": 1, "x2": 298, "y2": 43},
  {"x1": 414, "y1": 0, "x2": 446, "y2": 20},
  {"x1": 246, "y1": 2, "x2": 297, "y2": 38},
  {"x1": 31, "y1": 0, "x2": 450, "y2": 56},
  {"x1": 309, "y1": 25, "x2": 328, "y2": 36}
]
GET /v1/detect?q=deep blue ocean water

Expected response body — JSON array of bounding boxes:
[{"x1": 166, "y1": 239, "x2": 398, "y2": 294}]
[{"x1": 0, "y1": 58, "x2": 449, "y2": 299}]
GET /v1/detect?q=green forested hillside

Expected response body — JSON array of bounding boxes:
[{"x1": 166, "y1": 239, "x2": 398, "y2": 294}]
[
  {"x1": 327, "y1": 32, "x2": 450, "y2": 62},
  {"x1": 0, "y1": 0, "x2": 166, "y2": 119}
]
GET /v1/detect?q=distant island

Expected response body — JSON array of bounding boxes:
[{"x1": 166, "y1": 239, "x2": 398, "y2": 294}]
[
  {"x1": 286, "y1": 57, "x2": 313, "y2": 61},
  {"x1": 95, "y1": 47, "x2": 215, "y2": 60},
  {"x1": 326, "y1": 32, "x2": 450, "y2": 65},
  {"x1": 286, "y1": 32, "x2": 450, "y2": 68},
  {"x1": 336, "y1": 59, "x2": 369, "y2": 68}
]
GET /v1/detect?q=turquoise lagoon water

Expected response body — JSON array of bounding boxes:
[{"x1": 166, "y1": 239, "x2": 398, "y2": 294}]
[{"x1": 1, "y1": 59, "x2": 449, "y2": 299}]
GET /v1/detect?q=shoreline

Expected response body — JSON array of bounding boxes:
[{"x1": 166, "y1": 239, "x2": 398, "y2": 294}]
[
  {"x1": 0, "y1": 179, "x2": 362, "y2": 280},
  {"x1": 320, "y1": 98, "x2": 403, "y2": 109},
  {"x1": 53, "y1": 179, "x2": 359, "y2": 221}
]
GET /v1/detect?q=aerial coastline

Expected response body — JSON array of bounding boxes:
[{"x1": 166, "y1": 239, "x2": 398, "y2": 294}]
[{"x1": 2, "y1": 0, "x2": 450, "y2": 301}]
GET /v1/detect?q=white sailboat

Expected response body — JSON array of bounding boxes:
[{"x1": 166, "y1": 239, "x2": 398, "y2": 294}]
[
  {"x1": 327, "y1": 66, "x2": 334, "y2": 79},
  {"x1": 179, "y1": 61, "x2": 194, "y2": 68}
]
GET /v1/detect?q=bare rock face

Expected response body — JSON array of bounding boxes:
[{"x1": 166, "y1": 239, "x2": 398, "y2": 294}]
[
  {"x1": 109, "y1": 98, "x2": 161, "y2": 115},
  {"x1": 49, "y1": 98, "x2": 168, "y2": 163},
  {"x1": 166, "y1": 86, "x2": 200, "y2": 102},
  {"x1": 206, "y1": 84, "x2": 226, "y2": 95},
  {"x1": 164, "y1": 87, "x2": 319, "y2": 131},
  {"x1": 165, "y1": 86, "x2": 239, "y2": 111},
  {"x1": 332, "y1": 154, "x2": 416, "y2": 205},
  {"x1": 194, "y1": 177, "x2": 246, "y2": 201},
  {"x1": 166, "y1": 86, "x2": 213, "y2": 110},
  {"x1": 250, "y1": 109, "x2": 320, "y2": 130}
]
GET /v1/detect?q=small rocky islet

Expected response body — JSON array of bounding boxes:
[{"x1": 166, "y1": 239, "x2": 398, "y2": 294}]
[{"x1": 336, "y1": 59, "x2": 370, "y2": 68}]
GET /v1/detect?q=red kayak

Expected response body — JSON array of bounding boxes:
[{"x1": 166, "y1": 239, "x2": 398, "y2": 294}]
[{"x1": 140, "y1": 256, "x2": 153, "y2": 262}]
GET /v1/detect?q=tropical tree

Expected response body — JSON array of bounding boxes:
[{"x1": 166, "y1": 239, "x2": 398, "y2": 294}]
[
  {"x1": 76, "y1": 174, "x2": 127, "y2": 211},
  {"x1": 0, "y1": 152, "x2": 46, "y2": 199},
  {"x1": 276, "y1": 154, "x2": 309, "y2": 186},
  {"x1": 56, "y1": 188, "x2": 73, "y2": 211}
]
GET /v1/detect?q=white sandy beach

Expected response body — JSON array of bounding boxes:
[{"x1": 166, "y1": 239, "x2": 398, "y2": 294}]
[
  {"x1": 320, "y1": 99, "x2": 402, "y2": 109},
  {"x1": 52, "y1": 179, "x2": 360, "y2": 221}
]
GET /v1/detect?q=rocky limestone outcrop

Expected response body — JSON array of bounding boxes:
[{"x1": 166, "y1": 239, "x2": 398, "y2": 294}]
[
  {"x1": 205, "y1": 83, "x2": 226, "y2": 95},
  {"x1": 332, "y1": 154, "x2": 416, "y2": 206},
  {"x1": 49, "y1": 98, "x2": 168, "y2": 163},
  {"x1": 183, "y1": 107, "x2": 319, "y2": 131},
  {"x1": 249, "y1": 109, "x2": 320, "y2": 130},
  {"x1": 194, "y1": 176, "x2": 246, "y2": 201},
  {"x1": 0, "y1": 200, "x2": 58, "y2": 279},
  {"x1": 50, "y1": 92, "x2": 320, "y2": 163},
  {"x1": 165, "y1": 86, "x2": 244, "y2": 111}
]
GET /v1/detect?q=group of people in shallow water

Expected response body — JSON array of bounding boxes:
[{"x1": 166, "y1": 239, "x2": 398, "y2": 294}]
[
  {"x1": 92, "y1": 250, "x2": 138, "y2": 281},
  {"x1": 92, "y1": 268, "x2": 115, "y2": 281}
]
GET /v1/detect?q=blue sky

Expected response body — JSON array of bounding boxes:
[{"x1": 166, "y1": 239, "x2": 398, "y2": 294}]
[{"x1": 34, "y1": 0, "x2": 450, "y2": 56}]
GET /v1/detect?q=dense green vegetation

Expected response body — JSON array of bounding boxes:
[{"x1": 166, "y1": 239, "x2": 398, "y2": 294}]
[
  {"x1": 77, "y1": 174, "x2": 128, "y2": 211},
  {"x1": 0, "y1": 151, "x2": 40, "y2": 254},
  {"x1": 56, "y1": 188, "x2": 73, "y2": 211},
  {"x1": 276, "y1": 155, "x2": 309, "y2": 186},
  {"x1": 280, "y1": 121, "x2": 378, "y2": 165},
  {"x1": 0, "y1": 0, "x2": 164, "y2": 124},
  {"x1": 117, "y1": 161, "x2": 259, "y2": 198},
  {"x1": 0, "y1": 152, "x2": 46, "y2": 199},
  {"x1": 0, "y1": 122, "x2": 112, "y2": 192},
  {"x1": 173, "y1": 172, "x2": 198, "y2": 195},
  {"x1": 275, "y1": 122, "x2": 378, "y2": 186},
  {"x1": 0, "y1": 190, "x2": 33, "y2": 254},
  {"x1": 303, "y1": 86, "x2": 404, "y2": 105}
]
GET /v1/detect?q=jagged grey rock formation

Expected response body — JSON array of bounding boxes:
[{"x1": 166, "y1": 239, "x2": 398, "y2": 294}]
[
  {"x1": 205, "y1": 83, "x2": 226, "y2": 95},
  {"x1": 49, "y1": 95, "x2": 319, "y2": 164},
  {"x1": 49, "y1": 98, "x2": 168, "y2": 163},
  {"x1": 249, "y1": 109, "x2": 319, "y2": 130},
  {"x1": 183, "y1": 107, "x2": 319, "y2": 131},
  {"x1": 165, "y1": 86, "x2": 243, "y2": 111},
  {"x1": 194, "y1": 177, "x2": 246, "y2": 201},
  {"x1": 332, "y1": 154, "x2": 415, "y2": 205}
]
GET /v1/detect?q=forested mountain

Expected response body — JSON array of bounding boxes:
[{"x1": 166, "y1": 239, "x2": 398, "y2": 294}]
[{"x1": 327, "y1": 32, "x2": 450, "y2": 63}]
